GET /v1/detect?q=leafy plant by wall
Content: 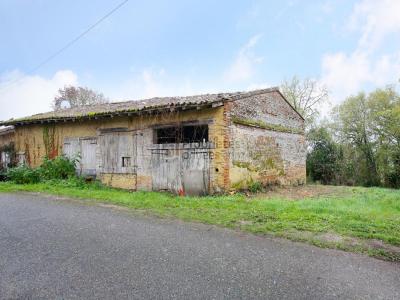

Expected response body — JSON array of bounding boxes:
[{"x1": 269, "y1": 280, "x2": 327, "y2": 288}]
[
  {"x1": 5, "y1": 155, "x2": 78, "y2": 184},
  {"x1": 6, "y1": 165, "x2": 41, "y2": 184},
  {"x1": 39, "y1": 156, "x2": 78, "y2": 180}
]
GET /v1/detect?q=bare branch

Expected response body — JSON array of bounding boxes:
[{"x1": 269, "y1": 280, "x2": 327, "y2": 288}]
[
  {"x1": 53, "y1": 86, "x2": 109, "y2": 111},
  {"x1": 280, "y1": 76, "x2": 329, "y2": 128}
]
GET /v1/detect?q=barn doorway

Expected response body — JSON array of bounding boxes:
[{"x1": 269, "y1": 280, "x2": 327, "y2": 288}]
[
  {"x1": 151, "y1": 123, "x2": 211, "y2": 195},
  {"x1": 63, "y1": 137, "x2": 97, "y2": 176},
  {"x1": 98, "y1": 130, "x2": 137, "y2": 190}
]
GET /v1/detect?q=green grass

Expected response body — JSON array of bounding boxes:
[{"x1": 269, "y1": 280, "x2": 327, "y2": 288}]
[{"x1": 1, "y1": 180, "x2": 399, "y2": 260}]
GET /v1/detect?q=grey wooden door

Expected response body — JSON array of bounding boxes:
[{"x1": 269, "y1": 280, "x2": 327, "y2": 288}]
[
  {"x1": 97, "y1": 131, "x2": 137, "y2": 190},
  {"x1": 151, "y1": 143, "x2": 211, "y2": 195},
  {"x1": 80, "y1": 138, "x2": 97, "y2": 176},
  {"x1": 151, "y1": 145, "x2": 183, "y2": 194},
  {"x1": 181, "y1": 145, "x2": 210, "y2": 196},
  {"x1": 63, "y1": 137, "x2": 97, "y2": 176},
  {"x1": 99, "y1": 132, "x2": 136, "y2": 174},
  {"x1": 63, "y1": 138, "x2": 80, "y2": 160}
]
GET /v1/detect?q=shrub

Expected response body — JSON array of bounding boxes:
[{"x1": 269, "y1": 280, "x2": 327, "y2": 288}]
[
  {"x1": 0, "y1": 170, "x2": 7, "y2": 182},
  {"x1": 6, "y1": 165, "x2": 41, "y2": 184},
  {"x1": 248, "y1": 180, "x2": 263, "y2": 193},
  {"x1": 38, "y1": 156, "x2": 77, "y2": 180},
  {"x1": 5, "y1": 156, "x2": 78, "y2": 184},
  {"x1": 307, "y1": 127, "x2": 342, "y2": 185}
]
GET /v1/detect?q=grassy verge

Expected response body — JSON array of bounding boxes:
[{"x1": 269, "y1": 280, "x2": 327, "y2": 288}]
[{"x1": 0, "y1": 181, "x2": 399, "y2": 261}]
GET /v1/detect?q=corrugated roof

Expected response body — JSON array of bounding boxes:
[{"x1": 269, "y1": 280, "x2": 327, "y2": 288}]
[{"x1": 0, "y1": 87, "x2": 294, "y2": 126}]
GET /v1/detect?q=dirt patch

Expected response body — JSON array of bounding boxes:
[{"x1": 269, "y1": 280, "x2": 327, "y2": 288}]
[
  {"x1": 238, "y1": 220, "x2": 254, "y2": 226},
  {"x1": 252, "y1": 184, "x2": 353, "y2": 200},
  {"x1": 366, "y1": 239, "x2": 400, "y2": 255},
  {"x1": 281, "y1": 229, "x2": 400, "y2": 262},
  {"x1": 98, "y1": 203, "x2": 130, "y2": 211},
  {"x1": 316, "y1": 232, "x2": 345, "y2": 244}
]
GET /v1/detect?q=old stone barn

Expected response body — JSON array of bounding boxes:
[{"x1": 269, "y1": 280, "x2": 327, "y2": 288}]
[{"x1": 0, "y1": 88, "x2": 306, "y2": 195}]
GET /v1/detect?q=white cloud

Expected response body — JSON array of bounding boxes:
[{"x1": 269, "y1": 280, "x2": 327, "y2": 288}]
[
  {"x1": 321, "y1": 0, "x2": 335, "y2": 14},
  {"x1": 224, "y1": 34, "x2": 264, "y2": 82},
  {"x1": 321, "y1": 50, "x2": 400, "y2": 106},
  {"x1": 320, "y1": 0, "x2": 400, "y2": 108},
  {"x1": 108, "y1": 68, "x2": 215, "y2": 101},
  {"x1": 321, "y1": 51, "x2": 369, "y2": 101},
  {"x1": 0, "y1": 70, "x2": 78, "y2": 121},
  {"x1": 349, "y1": 0, "x2": 400, "y2": 52}
]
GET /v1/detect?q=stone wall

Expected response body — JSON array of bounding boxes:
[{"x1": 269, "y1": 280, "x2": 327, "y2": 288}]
[{"x1": 228, "y1": 91, "x2": 306, "y2": 189}]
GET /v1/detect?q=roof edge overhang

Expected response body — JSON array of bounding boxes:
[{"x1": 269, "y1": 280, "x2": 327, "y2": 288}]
[
  {"x1": 0, "y1": 101, "x2": 225, "y2": 127},
  {"x1": 0, "y1": 126, "x2": 15, "y2": 135},
  {"x1": 275, "y1": 89, "x2": 305, "y2": 121}
]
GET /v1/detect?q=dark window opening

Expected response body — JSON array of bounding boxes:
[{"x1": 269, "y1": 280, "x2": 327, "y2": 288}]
[
  {"x1": 155, "y1": 127, "x2": 180, "y2": 144},
  {"x1": 122, "y1": 157, "x2": 131, "y2": 167},
  {"x1": 182, "y1": 125, "x2": 208, "y2": 143},
  {"x1": 155, "y1": 124, "x2": 209, "y2": 144}
]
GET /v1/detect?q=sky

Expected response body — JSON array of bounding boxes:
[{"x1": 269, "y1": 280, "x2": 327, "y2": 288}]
[{"x1": 0, "y1": 0, "x2": 399, "y2": 121}]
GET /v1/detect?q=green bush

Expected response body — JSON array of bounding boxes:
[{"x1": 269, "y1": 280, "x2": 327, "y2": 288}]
[
  {"x1": 5, "y1": 155, "x2": 78, "y2": 184},
  {"x1": 248, "y1": 180, "x2": 263, "y2": 193},
  {"x1": 38, "y1": 156, "x2": 77, "y2": 180},
  {"x1": 307, "y1": 127, "x2": 342, "y2": 185},
  {"x1": 0, "y1": 169, "x2": 7, "y2": 182},
  {"x1": 6, "y1": 165, "x2": 41, "y2": 184}
]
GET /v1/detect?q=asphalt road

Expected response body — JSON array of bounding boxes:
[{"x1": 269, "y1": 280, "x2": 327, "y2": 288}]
[{"x1": 0, "y1": 193, "x2": 399, "y2": 300}]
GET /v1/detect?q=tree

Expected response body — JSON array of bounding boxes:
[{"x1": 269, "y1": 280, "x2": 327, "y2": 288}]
[
  {"x1": 367, "y1": 87, "x2": 400, "y2": 187},
  {"x1": 332, "y1": 93, "x2": 379, "y2": 186},
  {"x1": 280, "y1": 76, "x2": 328, "y2": 127},
  {"x1": 306, "y1": 126, "x2": 342, "y2": 184},
  {"x1": 53, "y1": 86, "x2": 108, "y2": 110},
  {"x1": 331, "y1": 87, "x2": 400, "y2": 187}
]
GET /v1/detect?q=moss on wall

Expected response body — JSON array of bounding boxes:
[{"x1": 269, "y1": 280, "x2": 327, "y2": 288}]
[{"x1": 232, "y1": 116, "x2": 304, "y2": 134}]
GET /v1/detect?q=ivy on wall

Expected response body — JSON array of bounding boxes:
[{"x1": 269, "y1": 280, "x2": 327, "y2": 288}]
[{"x1": 42, "y1": 125, "x2": 59, "y2": 159}]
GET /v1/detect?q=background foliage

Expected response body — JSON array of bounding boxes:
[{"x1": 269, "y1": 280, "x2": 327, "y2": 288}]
[{"x1": 306, "y1": 87, "x2": 400, "y2": 188}]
